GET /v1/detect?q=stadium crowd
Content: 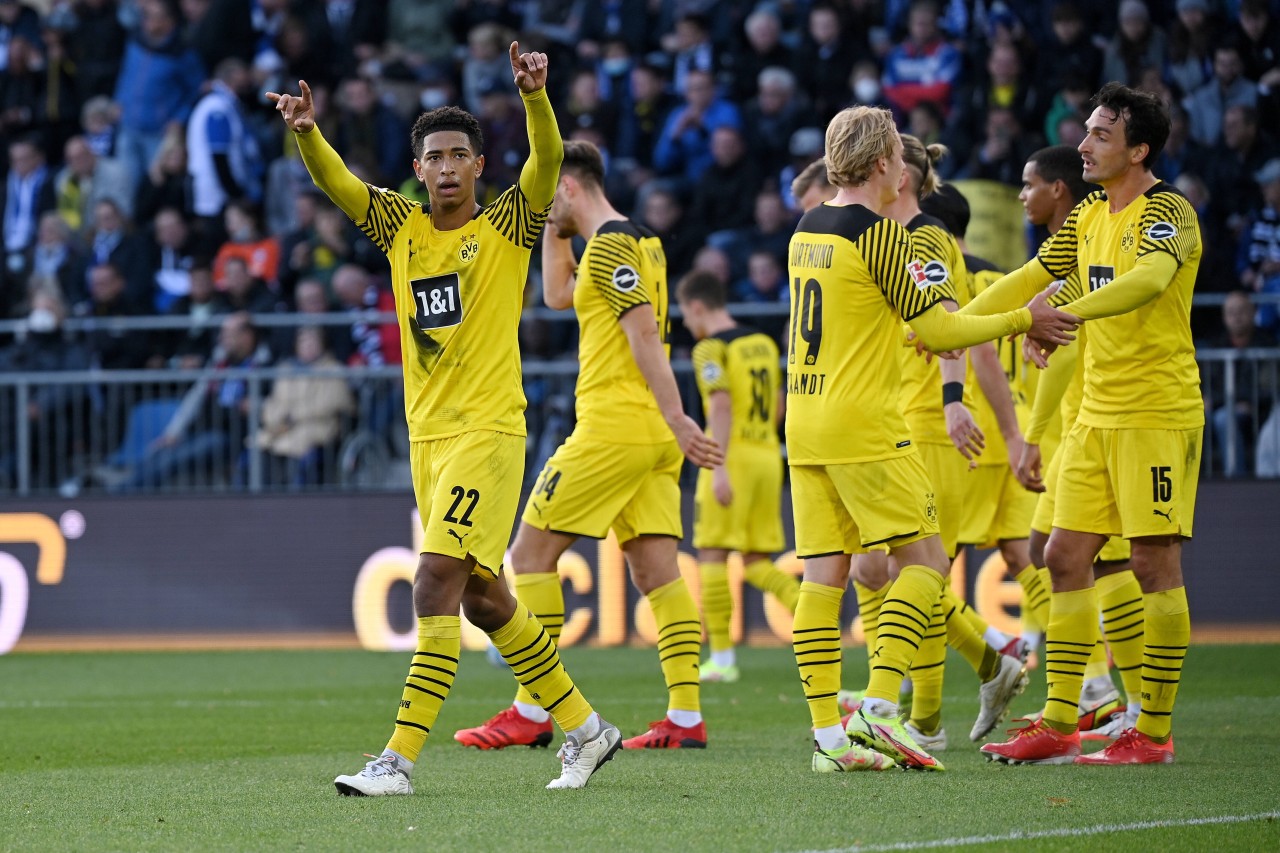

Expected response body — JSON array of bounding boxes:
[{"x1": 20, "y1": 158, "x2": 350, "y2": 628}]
[{"x1": 2, "y1": 0, "x2": 1280, "y2": 485}]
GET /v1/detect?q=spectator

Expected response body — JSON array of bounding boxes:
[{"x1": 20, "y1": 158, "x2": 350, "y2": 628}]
[
  {"x1": 637, "y1": 186, "x2": 699, "y2": 282},
  {"x1": 1156, "y1": 103, "x2": 1208, "y2": 183},
  {"x1": 664, "y1": 13, "x2": 717, "y2": 97},
  {"x1": 563, "y1": 68, "x2": 618, "y2": 150},
  {"x1": 1184, "y1": 43, "x2": 1258, "y2": 148},
  {"x1": 84, "y1": 261, "x2": 150, "y2": 369},
  {"x1": 1037, "y1": 2, "x2": 1102, "y2": 98},
  {"x1": 652, "y1": 68, "x2": 743, "y2": 188},
  {"x1": 165, "y1": 264, "x2": 228, "y2": 368},
  {"x1": 2, "y1": 135, "x2": 56, "y2": 313},
  {"x1": 55, "y1": 135, "x2": 134, "y2": 234},
  {"x1": 248, "y1": 326, "x2": 354, "y2": 486},
  {"x1": 576, "y1": 0, "x2": 647, "y2": 61},
  {"x1": 220, "y1": 254, "x2": 279, "y2": 315},
  {"x1": 1167, "y1": 0, "x2": 1220, "y2": 99},
  {"x1": 311, "y1": 0, "x2": 387, "y2": 84},
  {"x1": 850, "y1": 60, "x2": 889, "y2": 109},
  {"x1": 135, "y1": 127, "x2": 194, "y2": 224},
  {"x1": 0, "y1": 0, "x2": 40, "y2": 75},
  {"x1": 688, "y1": 126, "x2": 762, "y2": 239},
  {"x1": 329, "y1": 75, "x2": 409, "y2": 189},
  {"x1": 27, "y1": 211, "x2": 86, "y2": 304},
  {"x1": 182, "y1": 0, "x2": 255, "y2": 71},
  {"x1": 0, "y1": 34, "x2": 46, "y2": 143},
  {"x1": 794, "y1": 3, "x2": 860, "y2": 127},
  {"x1": 118, "y1": 310, "x2": 272, "y2": 490},
  {"x1": 778, "y1": 126, "x2": 826, "y2": 211},
  {"x1": 277, "y1": 275, "x2": 339, "y2": 360},
  {"x1": 112, "y1": 0, "x2": 205, "y2": 189},
  {"x1": 881, "y1": 0, "x2": 962, "y2": 119},
  {"x1": 80, "y1": 96, "x2": 121, "y2": 159},
  {"x1": 614, "y1": 61, "x2": 675, "y2": 173},
  {"x1": 186, "y1": 57, "x2": 263, "y2": 244},
  {"x1": 715, "y1": 190, "x2": 794, "y2": 279},
  {"x1": 1175, "y1": 171, "x2": 1235, "y2": 296},
  {"x1": 212, "y1": 200, "x2": 280, "y2": 291},
  {"x1": 461, "y1": 22, "x2": 513, "y2": 114},
  {"x1": 1204, "y1": 105, "x2": 1275, "y2": 236},
  {"x1": 1203, "y1": 290, "x2": 1276, "y2": 478},
  {"x1": 691, "y1": 244, "x2": 732, "y2": 293},
  {"x1": 66, "y1": 0, "x2": 127, "y2": 100},
  {"x1": 1236, "y1": 0, "x2": 1280, "y2": 83},
  {"x1": 965, "y1": 107, "x2": 1039, "y2": 186},
  {"x1": 474, "y1": 78, "x2": 530, "y2": 201},
  {"x1": 732, "y1": 249, "x2": 787, "y2": 304},
  {"x1": 743, "y1": 66, "x2": 807, "y2": 166},
  {"x1": 148, "y1": 206, "x2": 196, "y2": 314},
  {"x1": 729, "y1": 8, "x2": 794, "y2": 101},
  {"x1": 1239, "y1": 159, "x2": 1280, "y2": 328},
  {"x1": 39, "y1": 15, "x2": 83, "y2": 157},
  {"x1": 953, "y1": 41, "x2": 1043, "y2": 162},
  {"x1": 376, "y1": 0, "x2": 455, "y2": 79},
  {"x1": 331, "y1": 263, "x2": 399, "y2": 367},
  {"x1": 1101, "y1": 0, "x2": 1167, "y2": 89},
  {"x1": 78, "y1": 198, "x2": 150, "y2": 312}
]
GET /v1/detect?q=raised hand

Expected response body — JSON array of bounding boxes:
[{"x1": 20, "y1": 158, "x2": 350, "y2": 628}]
[
  {"x1": 266, "y1": 80, "x2": 315, "y2": 134},
  {"x1": 509, "y1": 41, "x2": 549, "y2": 94}
]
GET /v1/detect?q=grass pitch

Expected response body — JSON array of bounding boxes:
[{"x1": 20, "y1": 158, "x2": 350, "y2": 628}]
[{"x1": 2, "y1": 644, "x2": 1278, "y2": 852}]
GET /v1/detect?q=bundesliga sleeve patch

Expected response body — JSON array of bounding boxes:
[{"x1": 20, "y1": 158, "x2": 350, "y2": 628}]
[
  {"x1": 700, "y1": 362, "x2": 723, "y2": 384},
  {"x1": 1146, "y1": 222, "x2": 1177, "y2": 240},
  {"x1": 611, "y1": 264, "x2": 640, "y2": 292}
]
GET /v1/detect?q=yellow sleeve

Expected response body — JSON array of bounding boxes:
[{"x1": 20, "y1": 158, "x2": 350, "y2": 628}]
[
  {"x1": 908, "y1": 300, "x2": 1032, "y2": 351},
  {"x1": 959, "y1": 258, "x2": 1055, "y2": 316},
  {"x1": 517, "y1": 88, "x2": 563, "y2": 212},
  {"x1": 293, "y1": 126, "x2": 372, "y2": 224},
  {"x1": 692, "y1": 338, "x2": 730, "y2": 396},
  {"x1": 1059, "y1": 251, "x2": 1179, "y2": 321},
  {"x1": 585, "y1": 232, "x2": 651, "y2": 318},
  {"x1": 1024, "y1": 341, "x2": 1077, "y2": 444}
]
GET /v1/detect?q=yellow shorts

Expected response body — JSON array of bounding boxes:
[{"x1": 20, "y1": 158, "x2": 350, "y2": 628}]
[
  {"x1": 410, "y1": 430, "x2": 525, "y2": 580},
  {"x1": 522, "y1": 432, "x2": 683, "y2": 544},
  {"x1": 1034, "y1": 447, "x2": 1131, "y2": 562},
  {"x1": 1054, "y1": 424, "x2": 1202, "y2": 540},
  {"x1": 693, "y1": 443, "x2": 784, "y2": 553},
  {"x1": 960, "y1": 463, "x2": 1037, "y2": 549},
  {"x1": 790, "y1": 450, "x2": 940, "y2": 558},
  {"x1": 917, "y1": 441, "x2": 970, "y2": 559}
]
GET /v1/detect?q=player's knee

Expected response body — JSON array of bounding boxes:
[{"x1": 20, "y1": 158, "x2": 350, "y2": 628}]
[
  {"x1": 461, "y1": 587, "x2": 513, "y2": 633},
  {"x1": 999, "y1": 539, "x2": 1029, "y2": 569}
]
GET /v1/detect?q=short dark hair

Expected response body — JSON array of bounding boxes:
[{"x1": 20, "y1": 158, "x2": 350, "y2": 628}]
[
  {"x1": 1089, "y1": 82, "x2": 1170, "y2": 170},
  {"x1": 561, "y1": 140, "x2": 605, "y2": 190},
  {"x1": 1028, "y1": 144, "x2": 1094, "y2": 203},
  {"x1": 410, "y1": 106, "x2": 483, "y2": 159},
  {"x1": 676, "y1": 269, "x2": 727, "y2": 309},
  {"x1": 919, "y1": 183, "x2": 970, "y2": 239}
]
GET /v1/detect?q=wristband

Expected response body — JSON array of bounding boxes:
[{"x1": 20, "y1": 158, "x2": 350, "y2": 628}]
[{"x1": 942, "y1": 382, "x2": 964, "y2": 406}]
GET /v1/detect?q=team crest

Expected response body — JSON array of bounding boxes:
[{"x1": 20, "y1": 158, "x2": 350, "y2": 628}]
[
  {"x1": 1121, "y1": 225, "x2": 1135, "y2": 252},
  {"x1": 459, "y1": 236, "x2": 479, "y2": 263},
  {"x1": 924, "y1": 492, "x2": 937, "y2": 524},
  {"x1": 1147, "y1": 221, "x2": 1177, "y2": 241},
  {"x1": 611, "y1": 264, "x2": 640, "y2": 292}
]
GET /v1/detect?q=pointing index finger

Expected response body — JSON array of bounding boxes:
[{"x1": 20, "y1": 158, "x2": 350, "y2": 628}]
[{"x1": 509, "y1": 41, "x2": 520, "y2": 64}]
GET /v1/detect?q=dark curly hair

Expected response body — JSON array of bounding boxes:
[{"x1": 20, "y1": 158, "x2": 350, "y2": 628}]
[
  {"x1": 1089, "y1": 82, "x2": 1170, "y2": 171},
  {"x1": 410, "y1": 106, "x2": 484, "y2": 160}
]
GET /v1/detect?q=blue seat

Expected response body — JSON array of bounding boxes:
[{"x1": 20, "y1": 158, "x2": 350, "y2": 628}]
[{"x1": 106, "y1": 399, "x2": 182, "y2": 468}]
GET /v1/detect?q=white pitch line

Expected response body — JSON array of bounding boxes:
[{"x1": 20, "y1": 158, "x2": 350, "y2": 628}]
[{"x1": 792, "y1": 811, "x2": 1280, "y2": 853}]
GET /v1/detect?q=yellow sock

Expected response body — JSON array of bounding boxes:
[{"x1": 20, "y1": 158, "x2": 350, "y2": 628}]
[
  {"x1": 1097, "y1": 569, "x2": 1145, "y2": 708},
  {"x1": 942, "y1": 586, "x2": 995, "y2": 678},
  {"x1": 698, "y1": 561, "x2": 732, "y2": 653},
  {"x1": 491, "y1": 607, "x2": 591, "y2": 732},
  {"x1": 1138, "y1": 587, "x2": 1189, "y2": 741},
  {"x1": 1043, "y1": 587, "x2": 1099, "y2": 733},
  {"x1": 853, "y1": 580, "x2": 888, "y2": 662},
  {"x1": 512, "y1": 572, "x2": 564, "y2": 707},
  {"x1": 866, "y1": 565, "x2": 945, "y2": 705},
  {"x1": 386, "y1": 615, "x2": 459, "y2": 762},
  {"x1": 908, "y1": 595, "x2": 946, "y2": 731},
  {"x1": 1015, "y1": 563, "x2": 1050, "y2": 628},
  {"x1": 1037, "y1": 566, "x2": 1052, "y2": 596},
  {"x1": 744, "y1": 557, "x2": 800, "y2": 612},
  {"x1": 649, "y1": 577, "x2": 702, "y2": 713},
  {"x1": 1083, "y1": 638, "x2": 1110, "y2": 681},
  {"x1": 792, "y1": 580, "x2": 844, "y2": 730}
]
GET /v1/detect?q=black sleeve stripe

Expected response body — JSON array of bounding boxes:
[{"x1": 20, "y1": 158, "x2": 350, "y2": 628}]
[
  {"x1": 361, "y1": 186, "x2": 415, "y2": 254},
  {"x1": 1136, "y1": 193, "x2": 1198, "y2": 265},
  {"x1": 485, "y1": 184, "x2": 550, "y2": 249}
]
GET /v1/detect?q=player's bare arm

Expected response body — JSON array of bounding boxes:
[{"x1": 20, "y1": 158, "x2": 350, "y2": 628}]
[
  {"x1": 941, "y1": 350, "x2": 984, "y2": 467},
  {"x1": 541, "y1": 221, "x2": 577, "y2": 309},
  {"x1": 970, "y1": 340, "x2": 1024, "y2": 472},
  {"x1": 706, "y1": 390, "x2": 734, "y2": 506}
]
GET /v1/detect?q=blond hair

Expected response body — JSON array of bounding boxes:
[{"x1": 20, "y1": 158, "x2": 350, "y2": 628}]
[
  {"x1": 791, "y1": 158, "x2": 831, "y2": 200},
  {"x1": 900, "y1": 134, "x2": 948, "y2": 198},
  {"x1": 824, "y1": 106, "x2": 899, "y2": 188}
]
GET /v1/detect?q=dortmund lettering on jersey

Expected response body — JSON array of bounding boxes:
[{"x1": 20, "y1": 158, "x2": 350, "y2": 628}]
[
  {"x1": 1036, "y1": 183, "x2": 1203, "y2": 429},
  {"x1": 693, "y1": 327, "x2": 781, "y2": 448},
  {"x1": 358, "y1": 182, "x2": 547, "y2": 440},
  {"x1": 786, "y1": 203, "x2": 946, "y2": 464},
  {"x1": 898, "y1": 215, "x2": 968, "y2": 445},
  {"x1": 573, "y1": 219, "x2": 673, "y2": 444}
]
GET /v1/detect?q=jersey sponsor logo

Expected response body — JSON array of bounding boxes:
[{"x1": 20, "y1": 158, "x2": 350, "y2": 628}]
[
  {"x1": 410, "y1": 272, "x2": 464, "y2": 330},
  {"x1": 611, "y1": 264, "x2": 640, "y2": 292},
  {"x1": 921, "y1": 260, "x2": 949, "y2": 285},
  {"x1": 699, "y1": 362, "x2": 723, "y2": 385},
  {"x1": 1147, "y1": 221, "x2": 1177, "y2": 241},
  {"x1": 1087, "y1": 265, "x2": 1115, "y2": 292}
]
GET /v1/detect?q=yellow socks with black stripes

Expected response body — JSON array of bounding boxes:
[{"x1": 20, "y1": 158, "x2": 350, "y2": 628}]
[
  {"x1": 865, "y1": 565, "x2": 945, "y2": 705},
  {"x1": 387, "y1": 615, "x2": 459, "y2": 762},
  {"x1": 1097, "y1": 569, "x2": 1146, "y2": 709},
  {"x1": 511, "y1": 572, "x2": 565, "y2": 718},
  {"x1": 648, "y1": 577, "x2": 702, "y2": 716},
  {"x1": 699, "y1": 561, "x2": 733, "y2": 656},
  {"x1": 1015, "y1": 563, "x2": 1051, "y2": 629},
  {"x1": 907, "y1": 596, "x2": 947, "y2": 734},
  {"x1": 942, "y1": 586, "x2": 999, "y2": 680},
  {"x1": 853, "y1": 580, "x2": 888, "y2": 662},
  {"x1": 1138, "y1": 587, "x2": 1189, "y2": 742},
  {"x1": 1043, "y1": 587, "x2": 1100, "y2": 734},
  {"x1": 793, "y1": 581, "x2": 844, "y2": 738},
  {"x1": 491, "y1": 605, "x2": 592, "y2": 733},
  {"x1": 744, "y1": 558, "x2": 800, "y2": 612}
]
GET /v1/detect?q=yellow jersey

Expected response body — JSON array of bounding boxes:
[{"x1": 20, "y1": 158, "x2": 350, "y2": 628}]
[
  {"x1": 572, "y1": 219, "x2": 673, "y2": 444},
  {"x1": 898, "y1": 215, "x2": 969, "y2": 445},
  {"x1": 293, "y1": 90, "x2": 560, "y2": 441},
  {"x1": 692, "y1": 326, "x2": 781, "y2": 449},
  {"x1": 786, "y1": 203, "x2": 950, "y2": 464},
  {"x1": 1037, "y1": 184, "x2": 1203, "y2": 430}
]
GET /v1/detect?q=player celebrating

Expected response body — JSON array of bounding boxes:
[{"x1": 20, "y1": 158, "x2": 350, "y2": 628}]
[
  {"x1": 968, "y1": 84, "x2": 1202, "y2": 765},
  {"x1": 785, "y1": 105, "x2": 1076, "y2": 773},
  {"x1": 675, "y1": 269, "x2": 799, "y2": 684},
  {"x1": 454, "y1": 140, "x2": 721, "y2": 752},
  {"x1": 269, "y1": 45, "x2": 621, "y2": 795}
]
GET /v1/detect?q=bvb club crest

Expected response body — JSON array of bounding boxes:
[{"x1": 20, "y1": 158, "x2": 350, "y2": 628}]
[
  {"x1": 925, "y1": 492, "x2": 938, "y2": 524},
  {"x1": 459, "y1": 235, "x2": 479, "y2": 263},
  {"x1": 1121, "y1": 225, "x2": 1135, "y2": 253}
]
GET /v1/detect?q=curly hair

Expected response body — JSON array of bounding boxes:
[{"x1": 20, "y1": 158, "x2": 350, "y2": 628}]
[
  {"x1": 410, "y1": 106, "x2": 484, "y2": 160},
  {"x1": 1089, "y1": 82, "x2": 1170, "y2": 170}
]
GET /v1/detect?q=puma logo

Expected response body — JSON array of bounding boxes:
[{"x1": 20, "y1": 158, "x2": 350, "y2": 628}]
[
  {"x1": 1153, "y1": 508, "x2": 1173, "y2": 522},
  {"x1": 447, "y1": 529, "x2": 468, "y2": 546},
  {"x1": 531, "y1": 502, "x2": 544, "y2": 516},
  {"x1": 800, "y1": 674, "x2": 814, "y2": 686},
  {"x1": 407, "y1": 239, "x2": 417, "y2": 259}
]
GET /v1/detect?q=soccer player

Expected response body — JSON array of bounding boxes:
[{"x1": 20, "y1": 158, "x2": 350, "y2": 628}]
[
  {"x1": 269, "y1": 45, "x2": 621, "y2": 795},
  {"x1": 1011, "y1": 145, "x2": 1144, "y2": 738},
  {"x1": 968, "y1": 84, "x2": 1202, "y2": 765},
  {"x1": 454, "y1": 140, "x2": 722, "y2": 752},
  {"x1": 785, "y1": 105, "x2": 1076, "y2": 773},
  {"x1": 675, "y1": 269, "x2": 799, "y2": 683},
  {"x1": 791, "y1": 158, "x2": 837, "y2": 212}
]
